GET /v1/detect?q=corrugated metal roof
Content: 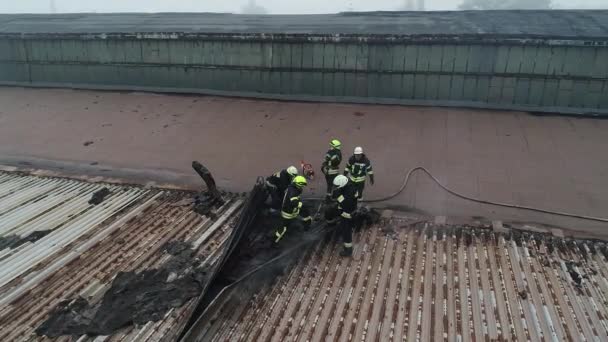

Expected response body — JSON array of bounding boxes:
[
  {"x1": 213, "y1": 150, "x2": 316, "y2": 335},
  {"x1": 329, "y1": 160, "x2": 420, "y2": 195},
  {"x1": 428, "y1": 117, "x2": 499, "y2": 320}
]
[
  {"x1": 195, "y1": 216, "x2": 608, "y2": 341},
  {"x1": 0, "y1": 171, "x2": 245, "y2": 341},
  {"x1": 0, "y1": 11, "x2": 607, "y2": 39},
  {"x1": 5, "y1": 171, "x2": 608, "y2": 341}
]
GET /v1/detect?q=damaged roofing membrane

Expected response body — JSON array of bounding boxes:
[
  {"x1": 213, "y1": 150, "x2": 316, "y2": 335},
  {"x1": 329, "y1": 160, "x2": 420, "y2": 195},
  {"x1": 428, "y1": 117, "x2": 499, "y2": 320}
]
[{"x1": 0, "y1": 171, "x2": 245, "y2": 341}]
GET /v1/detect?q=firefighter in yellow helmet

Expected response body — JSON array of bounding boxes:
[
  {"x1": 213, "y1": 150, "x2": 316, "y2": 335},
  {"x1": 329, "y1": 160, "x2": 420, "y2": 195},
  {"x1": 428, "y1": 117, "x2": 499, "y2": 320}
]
[
  {"x1": 273, "y1": 176, "x2": 312, "y2": 244},
  {"x1": 321, "y1": 139, "x2": 342, "y2": 202}
]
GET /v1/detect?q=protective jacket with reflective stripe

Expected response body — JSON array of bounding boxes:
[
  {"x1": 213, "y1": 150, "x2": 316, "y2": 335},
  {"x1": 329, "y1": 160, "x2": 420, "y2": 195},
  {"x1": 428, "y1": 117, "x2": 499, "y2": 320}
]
[
  {"x1": 266, "y1": 169, "x2": 292, "y2": 193},
  {"x1": 344, "y1": 155, "x2": 373, "y2": 183},
  {"x1": 323, "y1": 148, "x2": 342, "y2": 175},
  {"x1": 333, "y1": 183, "x2": 359, "y2": 219},
  {"x1": 281, "y1": 185, "x2": 303, "y2": 219}
]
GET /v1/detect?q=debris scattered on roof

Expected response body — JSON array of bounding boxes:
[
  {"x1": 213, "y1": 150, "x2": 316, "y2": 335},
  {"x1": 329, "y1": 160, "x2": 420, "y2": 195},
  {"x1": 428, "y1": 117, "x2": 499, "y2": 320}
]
[
  {"x1": 192, "y1": 161, "x2": 225, "y2": 217},
  {"x1": 0, "y1": 229, "x2": 52, "y2": 250},
  {"x1": 0, "y1": 234, "x2": 20, "y2": 250},
  {"x1": 88, "y1": 187, "x2": 110, "y2": 205},
  {"x1": 192, "y1": 216, "x2": 608, "y2": 342},
  {"x1": 37, "y1": 242, "x2": 211, "y2": 337},
  {"x1": 0, "y1": 171, "x2": 245, "y2": 341}
]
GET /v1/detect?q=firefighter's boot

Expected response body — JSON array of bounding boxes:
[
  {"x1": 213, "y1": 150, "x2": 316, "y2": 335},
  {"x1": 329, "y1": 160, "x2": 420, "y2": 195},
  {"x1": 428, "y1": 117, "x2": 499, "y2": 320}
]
[{"x1": 340, "y1": 246, "x2": 353, "y2": 257}]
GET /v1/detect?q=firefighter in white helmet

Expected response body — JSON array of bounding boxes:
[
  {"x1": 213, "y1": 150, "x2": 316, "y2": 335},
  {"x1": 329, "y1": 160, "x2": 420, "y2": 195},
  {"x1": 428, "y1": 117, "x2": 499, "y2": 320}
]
[
  {"x1": 344, "y1": 146, "x2": 374, "y2": 200},
  {"x1": 265, "y1": 166, "x2": 298, "y2": 210},
  {"x1": 332, "y1": 174, "x2": 359, "y2": 257}
]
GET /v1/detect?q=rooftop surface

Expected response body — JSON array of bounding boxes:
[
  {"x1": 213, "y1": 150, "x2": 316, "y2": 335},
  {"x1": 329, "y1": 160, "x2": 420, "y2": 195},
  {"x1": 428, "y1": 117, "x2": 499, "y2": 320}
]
[
  {"x1": 0, "y1": 171, "x2": 244, "y2": 341},
  {"x1": 0, "y1": 87, "x2": 606, "y2": 238},
  {"x1": 193, "y1": 215, "x2": 608, "y2": 342},
  {"x1": 0, "y1": 11, "x2": 607, "y2": 39},
  {"x1": 1, "y1": 83, "x2": 607, "y2": 340}
]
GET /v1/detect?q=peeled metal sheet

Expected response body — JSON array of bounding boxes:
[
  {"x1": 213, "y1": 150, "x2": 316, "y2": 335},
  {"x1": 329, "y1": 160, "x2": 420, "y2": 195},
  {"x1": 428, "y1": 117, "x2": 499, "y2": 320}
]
[
  {"x1": 0, "y1": 171, "x2": 246, "y2": 342},
  {"x1": 0, "y1": 172, "x2": 152, "y2": 292},
  {"x1": 0, "y1": 187, "x2": 147, "y2": 288},
  {"x1": 0, "y1": 181, "x2": 102, "y2": 237}
]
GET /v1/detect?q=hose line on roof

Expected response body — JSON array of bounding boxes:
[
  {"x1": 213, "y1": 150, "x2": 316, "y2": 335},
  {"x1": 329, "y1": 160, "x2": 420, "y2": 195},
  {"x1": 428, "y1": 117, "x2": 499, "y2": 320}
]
[
  {"x1": 312, "y1": 166, "x2": 608, "y2": 223},
  {"x1": 186, "y1": 169, "x2": 608, "y2": 337},
  {"x1": 184, "y1": 224, "x2": 330, "y2": 336}
]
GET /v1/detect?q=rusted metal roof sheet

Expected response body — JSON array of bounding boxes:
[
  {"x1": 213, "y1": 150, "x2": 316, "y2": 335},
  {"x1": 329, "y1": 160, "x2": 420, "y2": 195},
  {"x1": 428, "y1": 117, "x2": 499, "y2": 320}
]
[
  {"x1": 196, "y1": 216, "x2": 608, "y2": 341},
  {"x1": 0, "y1": 171, "x2": 244, "y2": 341}
]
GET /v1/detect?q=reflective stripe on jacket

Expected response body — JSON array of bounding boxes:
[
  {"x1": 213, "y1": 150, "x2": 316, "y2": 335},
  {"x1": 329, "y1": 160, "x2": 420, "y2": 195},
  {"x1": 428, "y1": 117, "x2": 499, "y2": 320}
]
[
  {"x1": 344, "y1": 155, "x2": 373, "y2": 183},
  {"x1": 281, "y1": 185, "x2": 303, "y2": 220},
  {"x1": 323, "y1": 148, "x2": 342, "y2": 175},
  {"x1": 334, "y1": 183, "x2": 359, "y2": 219}
]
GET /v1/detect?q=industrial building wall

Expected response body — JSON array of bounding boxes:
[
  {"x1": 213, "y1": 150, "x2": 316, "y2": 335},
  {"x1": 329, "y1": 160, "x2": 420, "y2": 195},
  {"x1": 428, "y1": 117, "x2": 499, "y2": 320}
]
[{"x1": 1, "y1": 38, "x2": 607, "y2": 114}]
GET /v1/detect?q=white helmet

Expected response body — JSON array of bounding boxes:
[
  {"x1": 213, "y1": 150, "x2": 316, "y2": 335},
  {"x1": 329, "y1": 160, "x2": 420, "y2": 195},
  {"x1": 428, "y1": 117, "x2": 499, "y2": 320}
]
[
  {"x1": 286, "y1": 166, "x2": 298, "y2": 176},
  {"x1": 333, "y1": 175, "x2": 349, "y2": 188},
  {"x1": 354, "y1": 146, "x2": 363, "y2": 155}
]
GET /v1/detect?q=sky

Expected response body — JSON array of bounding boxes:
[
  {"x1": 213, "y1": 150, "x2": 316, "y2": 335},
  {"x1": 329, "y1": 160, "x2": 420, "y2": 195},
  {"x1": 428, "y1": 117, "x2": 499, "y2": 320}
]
[{"x1": 0, "y1": 0, "x2": 606, "y2": 14}]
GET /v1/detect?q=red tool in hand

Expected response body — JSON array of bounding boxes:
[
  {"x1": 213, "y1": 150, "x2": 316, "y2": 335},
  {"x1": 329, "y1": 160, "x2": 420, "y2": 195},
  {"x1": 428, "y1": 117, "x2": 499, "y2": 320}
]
[{"x1": 301, "y1": 160, "x2": 315, "y2": 180}]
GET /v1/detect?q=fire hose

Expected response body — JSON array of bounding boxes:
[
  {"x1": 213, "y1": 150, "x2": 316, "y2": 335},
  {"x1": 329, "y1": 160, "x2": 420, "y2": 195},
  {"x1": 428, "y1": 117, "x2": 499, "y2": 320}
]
[
  {"x1": 313, "y1": 166, "x2": 608, "y2": 223},
  {"x1": 183, "y1": 167, "x2": 608, "y2": 339},
  {"x1": 181, "y1": 222, "x2": 330, "y2": 341}
]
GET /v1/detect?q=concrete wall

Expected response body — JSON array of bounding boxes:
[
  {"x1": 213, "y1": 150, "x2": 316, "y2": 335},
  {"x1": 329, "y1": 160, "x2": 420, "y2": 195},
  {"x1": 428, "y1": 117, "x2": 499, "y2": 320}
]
[{"x1": 1, "y1": 38, "x2": 607, "y2": 114}]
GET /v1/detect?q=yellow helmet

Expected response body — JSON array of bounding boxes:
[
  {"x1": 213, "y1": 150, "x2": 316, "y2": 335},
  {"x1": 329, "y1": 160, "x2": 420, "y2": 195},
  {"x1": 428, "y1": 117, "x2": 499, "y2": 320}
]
[
  {"x1": 293, "y1": 175, "x2": 307, "y2": 188},
  {"x1": 330, "y1": 139, "x2": 341, "y2": 149}
]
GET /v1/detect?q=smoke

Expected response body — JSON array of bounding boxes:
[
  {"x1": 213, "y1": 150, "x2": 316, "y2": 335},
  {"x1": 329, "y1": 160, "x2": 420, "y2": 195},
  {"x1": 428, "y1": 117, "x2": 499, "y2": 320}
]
[
  {"x1": 399, "y1": 0, "x2": 426, "y2": 11},
  {"x1": 241, "y1": 0, "x2": 268, "y2": 14},
  {"x1": 459, "y1": 0, "x2": 552, "y2": 10}
]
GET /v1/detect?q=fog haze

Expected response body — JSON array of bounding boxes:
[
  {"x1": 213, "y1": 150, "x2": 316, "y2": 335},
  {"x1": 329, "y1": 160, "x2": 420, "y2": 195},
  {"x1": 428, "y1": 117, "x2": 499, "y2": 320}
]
[{"x1": 1, "y1": 0, "x2": 606, "y2": 14}]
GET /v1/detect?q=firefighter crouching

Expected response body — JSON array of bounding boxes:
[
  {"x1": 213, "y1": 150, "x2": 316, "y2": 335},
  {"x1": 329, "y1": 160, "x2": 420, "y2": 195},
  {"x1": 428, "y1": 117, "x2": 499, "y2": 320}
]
[
  {"x1": 321, "y1": 139, "x2": 342, "y2": 202},
  {"x1": 331, "y1": 175, "x2": 359, "y2": 257},
  {"x1": 344, "y1": 146, "x2": 374, "y2": 200},
  {"x1": 265, "y1": 166, "x2": 298, "y2": 211},
  {"x1": 273, "y1": 176, "x2": 312, "y2": 244}
]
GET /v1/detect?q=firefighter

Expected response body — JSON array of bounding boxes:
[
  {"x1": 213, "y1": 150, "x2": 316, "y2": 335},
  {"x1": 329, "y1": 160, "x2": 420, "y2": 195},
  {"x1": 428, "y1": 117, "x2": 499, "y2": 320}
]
[
  {"x1": 344, "y1": 146, "x2": 374, "y2": 200},
  {"x1": 273, "y1": 176, "x2": 312, "y2": 244},
  {"x1": 321, "y1": 139, "x2": 342, "y2": 202},
  {"x1": 265, "y1": 166, "x2": 298, "y2": 210},
  {"x1": 332, "y1": 175, "x2": 358, "y2": 257}
]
